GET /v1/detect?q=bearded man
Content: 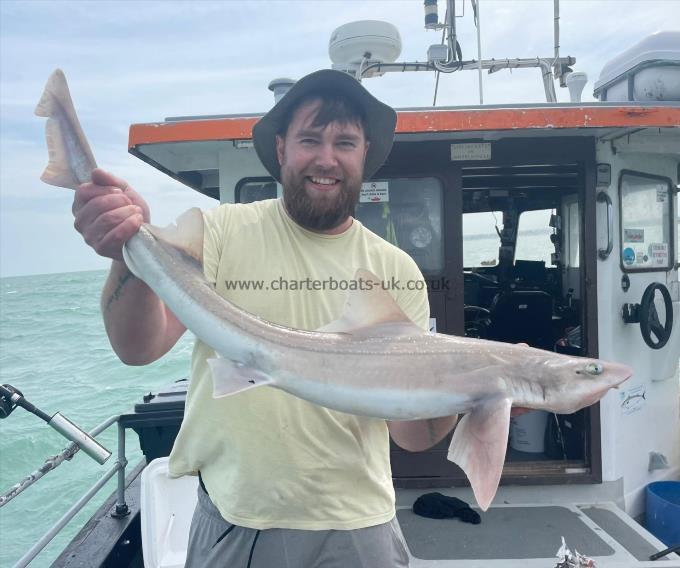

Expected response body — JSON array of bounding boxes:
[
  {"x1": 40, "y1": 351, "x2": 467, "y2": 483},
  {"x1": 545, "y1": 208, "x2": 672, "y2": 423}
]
[{"x1": 72, "y1": 69, "x2": 458, "y2": 567}]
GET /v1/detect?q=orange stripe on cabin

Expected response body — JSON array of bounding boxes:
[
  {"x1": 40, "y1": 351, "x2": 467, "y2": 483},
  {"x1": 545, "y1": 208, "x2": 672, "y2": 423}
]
[
  {"x1": 396, "y1": 106, "x2": 680, "y2": 131},
  {"x1": 129, "y1": 106, "x2": 680, "y2": 148},
  {"x1": 129, "y1": 117, "x2": 260, "y2": 146}
]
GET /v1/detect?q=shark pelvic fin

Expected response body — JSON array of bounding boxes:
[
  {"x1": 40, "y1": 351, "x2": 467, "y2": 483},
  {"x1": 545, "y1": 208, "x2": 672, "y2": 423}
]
[
  {"x1": 447, "y1": 395, "x2": 512, "y2": 511},
  {"x1": 208, "y1": 358, "x2": 273, "y2": 398},
  {"x1": 35, "y1": 69, "x2": 97, "y2": 189},
  {"x1": 317, "y1": 268, "x2": 425, "y2": 336}
]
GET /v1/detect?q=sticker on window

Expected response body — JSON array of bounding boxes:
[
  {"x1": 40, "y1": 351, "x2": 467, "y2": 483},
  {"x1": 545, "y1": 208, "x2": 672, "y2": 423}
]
[
  {"x1": 624, "y1": 228, "x2": 644, "y2": 243},
  {"x1": 648, "y1": 243, "x2": 668, "y2": 266},
  {"x1": 622, "y1": 247, "x2": 636, "y2": 266},
  {"x1": 360, "y1": 181, "x2": 389, "y2": 203}
]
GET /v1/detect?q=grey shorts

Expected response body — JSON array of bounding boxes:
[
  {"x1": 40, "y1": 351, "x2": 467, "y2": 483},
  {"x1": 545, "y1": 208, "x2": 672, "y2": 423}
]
[{"x1": 185, "y1": 485, "x2": 410, "y2": 567}]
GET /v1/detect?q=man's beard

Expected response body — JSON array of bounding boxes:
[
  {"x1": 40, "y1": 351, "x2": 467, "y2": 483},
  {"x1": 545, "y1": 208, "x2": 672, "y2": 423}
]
[{"x1": 282, "y1": 169, "x2": 361, "y2": 232}]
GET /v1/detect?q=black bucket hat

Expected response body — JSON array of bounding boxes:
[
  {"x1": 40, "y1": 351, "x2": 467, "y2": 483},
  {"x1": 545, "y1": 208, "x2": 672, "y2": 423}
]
[{"x1": 252, "y1": 69, "x2": 397, "y2": 182}]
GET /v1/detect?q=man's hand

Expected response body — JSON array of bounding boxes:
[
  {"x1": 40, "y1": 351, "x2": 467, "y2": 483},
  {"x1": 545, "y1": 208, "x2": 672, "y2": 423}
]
[{"x1": 73, "y1": 168, "x2": 150, "y2": 261}]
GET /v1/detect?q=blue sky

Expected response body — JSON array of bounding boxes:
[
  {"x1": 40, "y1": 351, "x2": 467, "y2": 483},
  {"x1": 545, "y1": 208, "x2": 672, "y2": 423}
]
[{"x1": 1, "y1": 0, "x2": 677, "y2": 277}]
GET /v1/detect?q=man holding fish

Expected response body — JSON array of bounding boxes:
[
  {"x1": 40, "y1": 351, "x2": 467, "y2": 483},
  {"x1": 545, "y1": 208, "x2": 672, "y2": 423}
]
[
  {"x1": 72, "y1": 70, "x2": 457, "y2": 566},
  {"x1": 39, "y1": 63, "x2": 630, "y2": 565}
]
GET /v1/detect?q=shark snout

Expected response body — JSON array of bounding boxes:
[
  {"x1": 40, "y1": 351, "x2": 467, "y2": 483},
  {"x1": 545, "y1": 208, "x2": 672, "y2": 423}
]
[{"x1": 606, "y1": 361, "x2": 634, "y2": 387}]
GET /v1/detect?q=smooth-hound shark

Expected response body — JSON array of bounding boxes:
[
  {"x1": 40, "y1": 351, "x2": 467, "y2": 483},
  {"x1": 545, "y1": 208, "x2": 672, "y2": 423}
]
[{"x1": 35, "y1": 69, "x2": 632, "y2": 511}]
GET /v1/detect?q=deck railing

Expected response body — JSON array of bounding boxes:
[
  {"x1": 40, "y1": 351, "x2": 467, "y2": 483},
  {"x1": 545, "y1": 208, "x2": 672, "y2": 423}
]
[{"x1": 1, "y1": 415, "x2": 128, "y2": 568}]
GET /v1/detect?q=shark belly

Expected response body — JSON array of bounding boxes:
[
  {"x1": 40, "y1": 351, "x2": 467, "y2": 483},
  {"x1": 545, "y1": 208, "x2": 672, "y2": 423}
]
[{"x1": 276, "y1": 372, "x2": 473, "y2": 420}]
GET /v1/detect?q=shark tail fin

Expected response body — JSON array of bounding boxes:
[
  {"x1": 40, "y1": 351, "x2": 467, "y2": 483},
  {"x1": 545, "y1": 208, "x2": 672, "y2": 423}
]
[
  {"x1": 447, "y1": 396, "x2": 512, "y2": 511},
  {"x1": 208, "y1": 357, "x2": 273, "y2": 398},
  {"x1": 34, "y1": 69, "x2": 97, "y2": 189}
]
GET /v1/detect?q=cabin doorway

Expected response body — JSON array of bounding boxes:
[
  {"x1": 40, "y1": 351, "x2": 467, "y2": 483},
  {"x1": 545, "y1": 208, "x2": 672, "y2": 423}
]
[{"x1": 379, "y1": 136, "x2": 601, "y2": 489}]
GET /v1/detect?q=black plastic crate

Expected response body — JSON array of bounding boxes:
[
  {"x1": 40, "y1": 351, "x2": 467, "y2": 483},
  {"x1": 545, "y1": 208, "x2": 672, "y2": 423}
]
[{"x1": 120, "y1": 380, "x2": 187, "y2": 461}]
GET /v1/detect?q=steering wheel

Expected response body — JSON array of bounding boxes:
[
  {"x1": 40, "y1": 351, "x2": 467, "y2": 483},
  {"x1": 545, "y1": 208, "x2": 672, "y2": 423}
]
[
  {"x1": 464, "y1": 306, "x2": 491, "y2": 338},
  {"x1": 639, "y1": 283, "x2": 673, "y2": 349},
  {"x1": 465, "y1": 271, "x2": 497, "y2": 286}
]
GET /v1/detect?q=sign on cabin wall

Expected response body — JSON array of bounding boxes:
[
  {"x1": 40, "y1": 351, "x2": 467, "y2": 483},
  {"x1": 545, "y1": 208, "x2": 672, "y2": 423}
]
[
  {"x1": 360, "y1": 181, "x2": 390, "y2": 203},
  {"x1": 450, "y1": 143, "x2": 491, "y2": 161}
]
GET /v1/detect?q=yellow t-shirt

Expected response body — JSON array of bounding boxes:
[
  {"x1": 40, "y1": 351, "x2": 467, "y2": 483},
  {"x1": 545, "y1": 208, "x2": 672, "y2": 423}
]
[{"x1": 168, "y1": 198, "x2": 429, "y2": 530}]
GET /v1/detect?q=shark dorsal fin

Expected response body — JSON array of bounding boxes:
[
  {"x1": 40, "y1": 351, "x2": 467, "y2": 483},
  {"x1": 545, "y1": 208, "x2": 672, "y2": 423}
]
[{"x1": 318, "y1": 268, "x2": 424, "y2": 336}]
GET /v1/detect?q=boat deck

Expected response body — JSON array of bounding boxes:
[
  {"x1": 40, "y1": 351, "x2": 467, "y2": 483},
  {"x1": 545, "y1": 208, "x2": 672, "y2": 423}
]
[
  {"x1": 397, "y1": 502, "x2": 673, "y2": 567},
  {"x1": 53, "y1": 461, "x2": 679, "y2": 567},
  {"x1": 395, "y1": 484, "x2": 678, "y2": 567}
]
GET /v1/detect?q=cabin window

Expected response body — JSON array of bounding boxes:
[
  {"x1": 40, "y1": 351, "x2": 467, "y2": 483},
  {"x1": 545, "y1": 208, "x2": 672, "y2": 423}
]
[
  {"x1": 463, "y1": 211, "x2": 503, "y2": 268},
  {"x1": 236, "y1": 178, "x2": 278, "y2": 203},
  {"x1": 619, "y1": 171, "x2": 674, "y2": 272},
  {"x1": 514, "y1": 209, "x2": 554, "y2": 265},
  {"x1": 355, "y1": 177, "x2": 444, "y2": 275}
]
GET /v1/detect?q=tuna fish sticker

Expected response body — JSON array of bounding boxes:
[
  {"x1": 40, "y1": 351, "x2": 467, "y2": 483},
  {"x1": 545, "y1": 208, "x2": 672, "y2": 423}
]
[{"x1": 620, "y1": 385, "x2": 646, "y2": 415}]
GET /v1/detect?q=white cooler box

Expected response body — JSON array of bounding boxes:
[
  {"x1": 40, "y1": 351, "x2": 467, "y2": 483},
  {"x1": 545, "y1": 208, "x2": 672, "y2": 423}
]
[{"x1": 140, "y1": 457, "x2": 198, "y2": 568}]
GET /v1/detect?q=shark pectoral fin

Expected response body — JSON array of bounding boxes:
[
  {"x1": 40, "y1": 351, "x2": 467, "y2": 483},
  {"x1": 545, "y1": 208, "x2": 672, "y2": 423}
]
[
  {"x1": 207, "y1": 358, "x2": 273, "y2": 399},
  {"x1": 447, "y1": 396, "x2": 512, "y2": 512},
  {"x1": 316, "y1": 268, "x2": 425, "y2": 336}
]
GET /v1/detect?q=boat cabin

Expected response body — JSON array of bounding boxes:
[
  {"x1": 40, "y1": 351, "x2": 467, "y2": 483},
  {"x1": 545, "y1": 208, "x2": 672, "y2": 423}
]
[{"x1": 128, "y1": 101, "x2": 680, "y2": 503}]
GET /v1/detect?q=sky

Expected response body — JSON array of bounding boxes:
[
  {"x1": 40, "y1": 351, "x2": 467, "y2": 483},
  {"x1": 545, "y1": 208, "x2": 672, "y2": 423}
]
[{"x1": 1, "y1": 0, "x2": 677, "y2": 278}]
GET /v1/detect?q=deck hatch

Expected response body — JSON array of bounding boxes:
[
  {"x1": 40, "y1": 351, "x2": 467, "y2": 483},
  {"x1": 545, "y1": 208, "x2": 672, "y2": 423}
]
[
  {"x1": 581, "y1": 506, "x2": 662, "y2": 561},
  {"x1": 397, "y1": 505, "x2": 615, "y2": 560}
]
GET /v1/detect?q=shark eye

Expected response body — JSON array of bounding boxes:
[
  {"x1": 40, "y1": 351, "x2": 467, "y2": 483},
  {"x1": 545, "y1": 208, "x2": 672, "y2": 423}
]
[{"x1": 584, "y1": 362, "x2": 603, "y2": 376}]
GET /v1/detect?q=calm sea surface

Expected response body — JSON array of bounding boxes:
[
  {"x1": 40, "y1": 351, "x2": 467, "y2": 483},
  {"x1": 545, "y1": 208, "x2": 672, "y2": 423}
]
[
  {"x1": 0, "y1": 233, "x2": 550, "y2": 566},
  {"x1": 0, "y1": 270, "x2": 194, "y2": 567}
]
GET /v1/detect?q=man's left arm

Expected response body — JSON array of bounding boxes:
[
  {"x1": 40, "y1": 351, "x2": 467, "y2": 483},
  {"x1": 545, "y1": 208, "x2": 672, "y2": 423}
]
[{"x1": 386, "y1": 262, "x2": 458, "y2": 452}]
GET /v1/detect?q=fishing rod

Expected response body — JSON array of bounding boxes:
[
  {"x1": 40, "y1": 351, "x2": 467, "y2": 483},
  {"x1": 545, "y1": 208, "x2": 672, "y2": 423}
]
[{"x1": 0, "y1": 384, "x2": 111, "y2": 465}]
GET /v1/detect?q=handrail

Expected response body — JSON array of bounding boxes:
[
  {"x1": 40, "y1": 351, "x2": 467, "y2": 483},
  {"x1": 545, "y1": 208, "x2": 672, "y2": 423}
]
[
  {"x1": 14, "y1": 459, "x2": 122, "y2": 568},
  {"x1": 2, "y1": 415, "x2": 128, "y2": 568},
  {"x1": 0, "y1": 414, "x2": 119, "y2": 508},
  {"x1": 597, "y1": 191, "x2": 613, "y2": 260}
]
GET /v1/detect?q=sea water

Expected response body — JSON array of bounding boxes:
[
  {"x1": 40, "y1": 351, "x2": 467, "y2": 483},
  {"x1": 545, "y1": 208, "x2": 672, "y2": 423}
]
[{"x1": 0, "y1": 270, "x2": 194, "y2": 567}]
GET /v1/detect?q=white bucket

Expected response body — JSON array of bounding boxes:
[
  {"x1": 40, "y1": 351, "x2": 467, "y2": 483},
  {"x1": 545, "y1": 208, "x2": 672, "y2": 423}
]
[{"x1": 510, "y1": 410, "x2": 549, "y2": 453}]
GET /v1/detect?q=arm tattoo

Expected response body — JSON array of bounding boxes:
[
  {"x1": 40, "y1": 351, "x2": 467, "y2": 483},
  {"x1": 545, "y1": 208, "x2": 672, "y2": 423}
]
[{"x1": 104, "y1": 269, "x2": 136, "y2": 311}]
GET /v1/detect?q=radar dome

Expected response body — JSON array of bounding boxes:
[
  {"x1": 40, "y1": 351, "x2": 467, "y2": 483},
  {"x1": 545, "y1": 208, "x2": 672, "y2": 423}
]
[{"x1": 329, "y1": 21, "x2": 402, "y2": 67}]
